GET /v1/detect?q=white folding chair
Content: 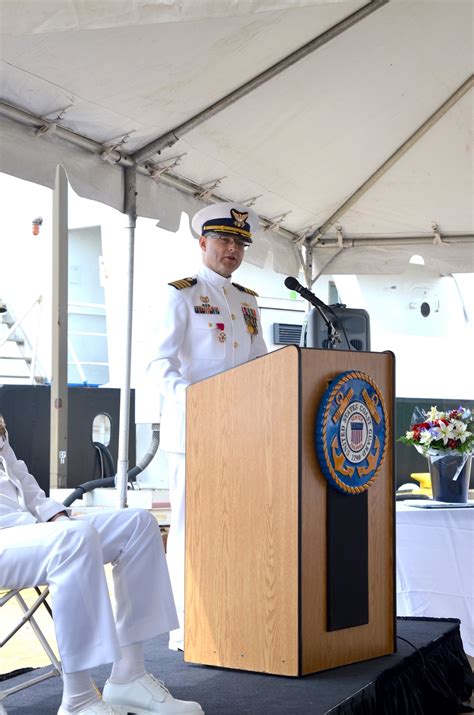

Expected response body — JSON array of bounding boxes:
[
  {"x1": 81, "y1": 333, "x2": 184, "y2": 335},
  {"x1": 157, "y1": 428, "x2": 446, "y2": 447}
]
[{"x1": 0, "y1": 585, "x2": 62, "y2": 709}]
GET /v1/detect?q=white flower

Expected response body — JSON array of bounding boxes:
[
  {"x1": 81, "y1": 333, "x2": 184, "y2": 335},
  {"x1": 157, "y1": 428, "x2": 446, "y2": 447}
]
[
  {"x1": 452, "y1": 420, "x2": 472, "y2": 444},
  {"x1": 405, "y1": 430, "x2": 415, "y2": 440},
  {"x1": 432, "y1": 421, "x2": 455, "y2": 445},
  {"x1": 419, "y1": 429, "x2": 433, "y2": 445},
  {"x1": 426, "y1": 406, "x2": 442, "y2": 421}
]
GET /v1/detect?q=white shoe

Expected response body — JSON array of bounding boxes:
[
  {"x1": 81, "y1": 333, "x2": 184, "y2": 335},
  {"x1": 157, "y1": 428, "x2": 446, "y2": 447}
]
[
  {"x1": 58, "y1": 701, "x2": 128, "y2": 714},
  {"x1": 103, "y1": 674, "x2": 204, "y2": 714}
]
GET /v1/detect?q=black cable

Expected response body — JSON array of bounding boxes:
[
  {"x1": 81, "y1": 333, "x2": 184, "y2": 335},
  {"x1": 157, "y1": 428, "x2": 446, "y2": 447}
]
[
  {"x1": 62, "y1": 477, "x2": 116, "y2": 507},
  {"x1": 93, "y1": 441, "x2": 115, "y2": 478},
  {"x1": 63, "y1": 430, "x2": 160, "y2": 506},
  {"x1": 396, "y1": 634, "x2": 426, "y2": 676},
  {"x1": 95, "y1": 444, "x2": 104, "y2": 478}
]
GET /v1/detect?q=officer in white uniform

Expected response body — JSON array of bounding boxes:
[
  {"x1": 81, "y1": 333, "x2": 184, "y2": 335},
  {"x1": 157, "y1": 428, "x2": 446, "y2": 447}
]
[
  {"x1": 147, "y1": 202, "x2": 268, "y2": 650},
  {"x1": 0, "y1": 419, "x2": 203, "y2": 715}
]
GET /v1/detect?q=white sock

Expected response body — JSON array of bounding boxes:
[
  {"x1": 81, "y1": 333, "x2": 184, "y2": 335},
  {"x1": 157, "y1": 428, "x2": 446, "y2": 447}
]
[
  {"x1": 109, "y1": 641, "x2": 146, "y2": 685},
  {"x1": 61, "y1": 669, "x2": 100, "y2": 713}
]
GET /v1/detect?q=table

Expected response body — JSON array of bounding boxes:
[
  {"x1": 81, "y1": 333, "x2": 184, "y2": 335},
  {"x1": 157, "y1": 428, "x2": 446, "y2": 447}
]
[{"x1": 396, "y1": 502, "x2": 474, "y2": 655}]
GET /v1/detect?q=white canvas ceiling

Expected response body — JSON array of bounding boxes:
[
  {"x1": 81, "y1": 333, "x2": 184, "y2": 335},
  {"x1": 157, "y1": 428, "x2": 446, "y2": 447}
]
[{"x1": 1, "y1": 0, "x2": 473, "y2": 275}]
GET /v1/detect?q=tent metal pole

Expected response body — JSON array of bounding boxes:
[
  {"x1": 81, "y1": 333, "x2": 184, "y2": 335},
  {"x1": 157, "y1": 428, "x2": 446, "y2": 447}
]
[
  {"x1": 309, "y1": 74, "x2": 474, "y2": 245},
  {"x1": 303, "y1": 243, "x2": 313, "y2": 289},
  {"x1": 0, "y1": 100, "x2": 300, "y2": 244},
  {"x1": 0, "y1": 101, "x2": 134, "y2": 167},
  {"x1": 313, "y1": 234, "x2": 474, "y2": 248},
  {"x1": 133, "y1": 0, "x2": 389, "y2": 163},
  {"x1": 50, "y1": 165, "x2": 69, "y2": 489},
  {"x1": 294, "y1": 245, "x2": 306, "y2": 278},
  {"x1": 116, "y1": 166, "x2": 137, "y2": 509}
]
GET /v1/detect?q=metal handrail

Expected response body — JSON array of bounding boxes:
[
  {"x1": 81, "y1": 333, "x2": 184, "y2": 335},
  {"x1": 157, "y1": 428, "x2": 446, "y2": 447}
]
[
  {"x1": 0, "y1": 296, "x2": 43, "y2": 383},
  {"x1": 0, "y1": 296, "x2": 42, "y2": 350}
]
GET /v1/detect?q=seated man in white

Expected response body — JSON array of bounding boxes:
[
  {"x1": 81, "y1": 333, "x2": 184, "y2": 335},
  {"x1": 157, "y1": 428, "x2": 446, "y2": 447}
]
[{"x1": 0, "y1": 417, "x2": 203, "y2": 715}]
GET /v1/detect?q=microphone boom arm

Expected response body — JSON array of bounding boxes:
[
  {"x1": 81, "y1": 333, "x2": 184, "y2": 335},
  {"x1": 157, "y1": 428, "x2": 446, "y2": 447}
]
[{"x1": 284, "y1": 276, "x2": 342, "y2": 349}]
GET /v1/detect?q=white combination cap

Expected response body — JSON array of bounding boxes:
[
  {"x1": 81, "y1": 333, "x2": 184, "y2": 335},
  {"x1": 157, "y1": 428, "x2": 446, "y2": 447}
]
[{"x1": 191, "y1": 202, "x2": 259, "y2": 243}]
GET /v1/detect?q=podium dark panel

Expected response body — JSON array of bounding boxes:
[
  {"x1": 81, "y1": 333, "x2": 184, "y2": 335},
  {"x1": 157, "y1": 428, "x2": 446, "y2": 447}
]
[
  {"x1": 327, "y1": 487, "x2": 368, "y2": 631},
  {"x1": 0, "y1": 385, "x2": 135, "y2": 492}
]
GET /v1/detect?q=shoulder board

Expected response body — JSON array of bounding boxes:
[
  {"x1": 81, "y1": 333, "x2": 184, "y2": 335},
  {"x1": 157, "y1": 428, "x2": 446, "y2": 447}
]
[
  {"x1": 168, "y1": 277, "x2": 197, "y2": 290},
  {"x1": 232, "y1": 282, "x2": 258, "y2": 297}
]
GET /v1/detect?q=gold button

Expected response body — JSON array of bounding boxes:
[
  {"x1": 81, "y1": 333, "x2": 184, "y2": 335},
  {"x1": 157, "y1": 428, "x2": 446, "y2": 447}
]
[
  {"x1": 223, "y1": 288, "x2": 227, "y2": 295},
  {"x1": 234, "y1": 341, "x2": 238, "y2": 348},
  {"x1": 231, "y1": 314, "x2": 236, "y2": 320}
]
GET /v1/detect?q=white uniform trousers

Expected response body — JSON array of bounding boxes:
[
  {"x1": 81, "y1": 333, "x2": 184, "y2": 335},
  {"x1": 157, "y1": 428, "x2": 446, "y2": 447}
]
[
  {"x1": 0, "y1": 509, "x2": 178, "y2": 673},
  {"x1": 164, "y1": 452, "x2": 186, "y2": 646}
]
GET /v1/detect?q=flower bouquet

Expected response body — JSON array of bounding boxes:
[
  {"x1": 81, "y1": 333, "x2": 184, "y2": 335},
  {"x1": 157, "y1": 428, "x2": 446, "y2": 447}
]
[{"x1": 400, "y1": 406, "x2": 473, "y2": 503}]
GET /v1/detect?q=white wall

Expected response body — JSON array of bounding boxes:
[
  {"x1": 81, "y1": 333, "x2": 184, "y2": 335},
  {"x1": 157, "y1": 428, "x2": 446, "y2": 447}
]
[
  {"x1": 0, "y1": 173, "x2": 53, "y2": 378},
  {"x1": 334, "y1": 266, "x2": 474, "y2": 400}
]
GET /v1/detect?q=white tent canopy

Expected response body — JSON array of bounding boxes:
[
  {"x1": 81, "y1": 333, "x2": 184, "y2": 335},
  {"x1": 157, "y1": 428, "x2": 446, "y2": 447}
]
[
  {"x1": 1, "y1": 0, "x2": 472, "y2": 504},
  {"x1": 1, "y1": 0, "x2": 473, "y2": 275}
]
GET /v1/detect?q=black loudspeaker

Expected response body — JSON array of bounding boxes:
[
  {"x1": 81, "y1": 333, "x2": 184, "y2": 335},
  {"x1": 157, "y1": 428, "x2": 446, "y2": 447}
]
[
  {"x1": 0, "y1": 385, "x2": 135, "y2": 494},
  {"x1": 305, "y1": 306, "x2": 370, "y2": 351}
]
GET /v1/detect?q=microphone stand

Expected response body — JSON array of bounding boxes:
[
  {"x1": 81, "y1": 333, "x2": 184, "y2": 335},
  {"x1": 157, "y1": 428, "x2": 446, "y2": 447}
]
[
  {"x1": 316, "y1": 304, "x2": 341, "y2": 349},
  {"x1": 285, "y1": 276, "x2": 342, "y2": 349},
  {"x1": 300, "y1": 303, "x2": 340, "y2": 348}
]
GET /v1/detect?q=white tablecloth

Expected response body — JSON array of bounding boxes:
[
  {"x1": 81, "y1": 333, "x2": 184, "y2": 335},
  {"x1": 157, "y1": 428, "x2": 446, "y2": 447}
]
[{"x1": 396, "y1": 503, "x2": 474, "y2": 655}]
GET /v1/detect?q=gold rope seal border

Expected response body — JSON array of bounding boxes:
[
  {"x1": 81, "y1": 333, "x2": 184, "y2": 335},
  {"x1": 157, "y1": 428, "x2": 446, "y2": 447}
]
[{"x1": 320, "y1": 371, "x2": 388, "y2": 494}]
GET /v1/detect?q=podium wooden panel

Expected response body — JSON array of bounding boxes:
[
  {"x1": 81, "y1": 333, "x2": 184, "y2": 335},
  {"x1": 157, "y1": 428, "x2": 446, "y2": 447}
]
[{"x1": 185, "y1": 346, "x2": 395, "y2": 676}]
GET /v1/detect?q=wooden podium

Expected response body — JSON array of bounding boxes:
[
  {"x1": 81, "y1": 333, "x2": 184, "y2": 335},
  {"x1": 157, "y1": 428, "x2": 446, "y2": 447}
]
[{"x1": 185, "y1": 346, "x2": 395, "y2": 676}]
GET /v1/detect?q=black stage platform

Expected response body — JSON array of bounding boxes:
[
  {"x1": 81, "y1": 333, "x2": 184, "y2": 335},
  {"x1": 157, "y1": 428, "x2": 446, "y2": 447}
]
[{"x1": 3, "y1": 617, "x2": 473, "y2": 714}]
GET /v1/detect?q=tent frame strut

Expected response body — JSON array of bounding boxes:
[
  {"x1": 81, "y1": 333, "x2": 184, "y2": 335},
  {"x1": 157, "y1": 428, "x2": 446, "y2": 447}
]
[
  {"x1": 3, "y1": 75, "x2": 472, "y2": 252},
  {"x1": 132, "y1": 0, "x2": 389, "y2": 163},
  {"x1": 309, "y1": 74, "x2": 474, "y2": 245}
]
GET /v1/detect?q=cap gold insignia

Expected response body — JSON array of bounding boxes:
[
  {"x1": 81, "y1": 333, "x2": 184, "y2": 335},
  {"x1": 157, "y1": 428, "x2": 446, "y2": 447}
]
[
  {"x1": 231, "y1": 209, "x2": 248, "y2": 228},
  {"x1": 200, "y1": 295, "x2": 209, "y2": 303}
]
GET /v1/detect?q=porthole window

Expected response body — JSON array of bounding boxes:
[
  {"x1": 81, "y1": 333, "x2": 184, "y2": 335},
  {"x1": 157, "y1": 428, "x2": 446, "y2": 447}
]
[
  {"x1": 92, "y1": 413, "x2": 111, "y2": 446},
  {"x1": 420, "y1": 302, "x2": 431, "y2": 318}
]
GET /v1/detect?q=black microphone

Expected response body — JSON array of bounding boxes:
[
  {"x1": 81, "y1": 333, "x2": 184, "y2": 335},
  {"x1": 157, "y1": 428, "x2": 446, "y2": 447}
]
[{"x1": 284, "y1": 276, "x2": 330, "y2": 312}]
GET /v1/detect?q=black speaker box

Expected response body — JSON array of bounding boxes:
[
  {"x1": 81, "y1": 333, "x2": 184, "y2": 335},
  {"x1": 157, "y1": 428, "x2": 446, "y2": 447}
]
[
  {"x1": 0, "y1": 385, "x2": 135, "y2": 494},
  {"x1": 305, "y1": 306, "x2": 371, "y2": 351}
]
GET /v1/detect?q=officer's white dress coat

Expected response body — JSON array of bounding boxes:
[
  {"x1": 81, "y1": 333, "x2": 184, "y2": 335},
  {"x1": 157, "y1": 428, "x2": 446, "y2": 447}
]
[
  {"x1": 148, "y1": 263, "x2": 267, "y2": 644},
  {"x1": 0, "y1": 434, "x2": 178, "y2": 673}
]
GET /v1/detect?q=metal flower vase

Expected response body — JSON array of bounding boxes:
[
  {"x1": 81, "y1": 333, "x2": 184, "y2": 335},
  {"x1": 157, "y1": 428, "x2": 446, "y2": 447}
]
[{"x1": 428, "y1": 453, "x2": 472, "y2": 503}]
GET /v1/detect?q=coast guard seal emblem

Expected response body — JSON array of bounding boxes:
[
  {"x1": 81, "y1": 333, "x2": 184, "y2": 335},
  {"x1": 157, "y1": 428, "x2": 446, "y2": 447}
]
[{"x1": 315, "y1": 371, "x2": 388, "y2": 494}]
